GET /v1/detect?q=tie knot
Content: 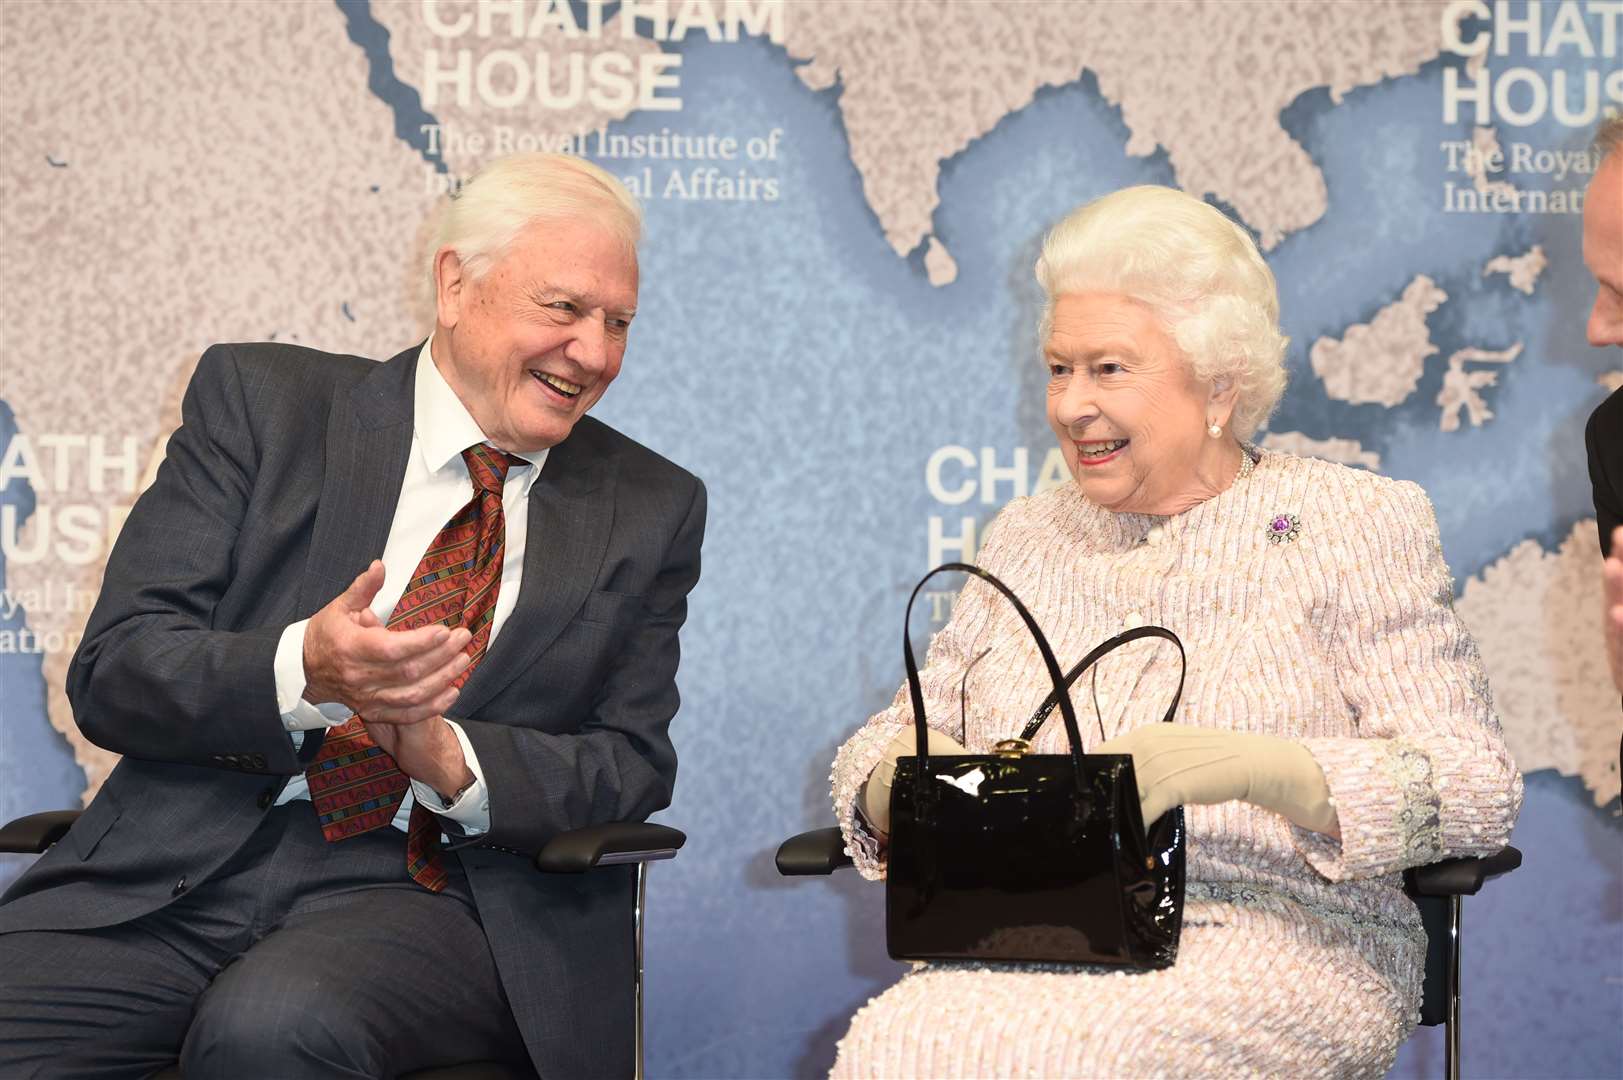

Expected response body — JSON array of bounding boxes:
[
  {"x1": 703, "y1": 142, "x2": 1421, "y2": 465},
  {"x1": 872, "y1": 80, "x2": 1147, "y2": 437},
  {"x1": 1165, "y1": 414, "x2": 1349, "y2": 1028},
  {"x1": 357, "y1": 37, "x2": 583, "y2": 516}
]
[{"x1": 463, "y1": 443, "x2": 526, "y2": 496}]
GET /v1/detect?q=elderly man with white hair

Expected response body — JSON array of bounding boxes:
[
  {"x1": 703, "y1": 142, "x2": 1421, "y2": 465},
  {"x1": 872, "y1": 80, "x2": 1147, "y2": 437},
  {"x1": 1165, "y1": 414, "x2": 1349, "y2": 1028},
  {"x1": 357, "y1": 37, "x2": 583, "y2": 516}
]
[
  {"x1": 829, "y1": 185, "x2": 1522, "y2": 1078},
  {"x1": 0, "y1": 153, "x2": 706, "y2": 1079}
]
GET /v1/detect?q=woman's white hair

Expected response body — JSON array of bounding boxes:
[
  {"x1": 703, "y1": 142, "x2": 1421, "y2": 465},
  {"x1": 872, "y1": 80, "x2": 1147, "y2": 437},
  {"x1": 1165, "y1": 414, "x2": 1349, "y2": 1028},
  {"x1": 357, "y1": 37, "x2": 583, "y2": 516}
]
[
  {"x1": 431, "y1": 152, "x2": 642, "y2": 286},
  {"x1": 1035, "y1": 186, "x2": 1288, "y2": 440}
]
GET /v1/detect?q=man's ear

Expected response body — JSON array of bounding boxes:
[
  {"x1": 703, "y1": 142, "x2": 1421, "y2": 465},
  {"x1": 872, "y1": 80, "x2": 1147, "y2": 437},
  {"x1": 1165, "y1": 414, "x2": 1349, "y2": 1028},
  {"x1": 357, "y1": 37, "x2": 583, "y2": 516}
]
[
  {"x1": 1206, "y1": 375, "x2": 1240, "y2": 429},
  {"x1": 433, "y1": 247, "x2": 467, "y2": 330}
]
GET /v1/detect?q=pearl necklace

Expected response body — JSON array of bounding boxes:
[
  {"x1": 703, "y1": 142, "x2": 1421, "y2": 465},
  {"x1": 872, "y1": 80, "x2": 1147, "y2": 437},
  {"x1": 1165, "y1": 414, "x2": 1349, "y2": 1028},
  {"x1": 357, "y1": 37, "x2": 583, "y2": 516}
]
[{"x1": 1237, "y1": 443, "x2": 1256, "y2": 482}]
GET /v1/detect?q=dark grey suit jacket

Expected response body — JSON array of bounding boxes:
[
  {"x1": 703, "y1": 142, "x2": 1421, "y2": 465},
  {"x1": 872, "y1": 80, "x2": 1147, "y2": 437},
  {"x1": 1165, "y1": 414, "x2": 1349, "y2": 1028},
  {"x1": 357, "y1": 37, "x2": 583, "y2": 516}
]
[
  {"x1": 1588, "y1": 385, "x2": 1622, "y2": 557},
  {"x1": 0, "y1": 342, "x2": 707, "y2": 1077}
]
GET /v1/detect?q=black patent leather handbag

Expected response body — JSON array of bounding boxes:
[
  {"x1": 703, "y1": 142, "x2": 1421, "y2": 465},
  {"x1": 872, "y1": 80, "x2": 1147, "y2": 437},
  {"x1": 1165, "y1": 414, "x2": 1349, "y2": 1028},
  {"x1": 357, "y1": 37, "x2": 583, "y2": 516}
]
[{"x1": 886, "y1": 562, "x2": 1188, "y2": 969}]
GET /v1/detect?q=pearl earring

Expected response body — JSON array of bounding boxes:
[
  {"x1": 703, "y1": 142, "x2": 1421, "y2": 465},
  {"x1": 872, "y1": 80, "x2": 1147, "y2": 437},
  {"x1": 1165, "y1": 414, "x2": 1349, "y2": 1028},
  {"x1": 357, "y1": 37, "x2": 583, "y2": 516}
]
[{"x1": 1207, "y1": 423, "x2": 1222, "y2": 438}]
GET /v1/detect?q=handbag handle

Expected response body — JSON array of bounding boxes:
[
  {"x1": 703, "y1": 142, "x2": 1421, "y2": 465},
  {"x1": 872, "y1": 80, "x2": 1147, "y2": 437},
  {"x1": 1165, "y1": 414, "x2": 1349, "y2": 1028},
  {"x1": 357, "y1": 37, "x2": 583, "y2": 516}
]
[
  {"x1": 1017, "y1": 626, "x2": 1187, "y2": 744},
  {"x1": 903, "y1": 563, "x2": 1088, "y2": 783}
]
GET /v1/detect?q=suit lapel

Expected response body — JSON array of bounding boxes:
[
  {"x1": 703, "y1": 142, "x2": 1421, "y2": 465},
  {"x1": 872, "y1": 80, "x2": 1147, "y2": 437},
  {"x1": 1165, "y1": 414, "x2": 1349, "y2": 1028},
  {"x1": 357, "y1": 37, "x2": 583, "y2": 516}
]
[
  {"x1": 296, "y1": 346, "x2": 418, "y2": 616},
  {"x1": 455, "y1": 432, "x2": 615, "y2": 717}
]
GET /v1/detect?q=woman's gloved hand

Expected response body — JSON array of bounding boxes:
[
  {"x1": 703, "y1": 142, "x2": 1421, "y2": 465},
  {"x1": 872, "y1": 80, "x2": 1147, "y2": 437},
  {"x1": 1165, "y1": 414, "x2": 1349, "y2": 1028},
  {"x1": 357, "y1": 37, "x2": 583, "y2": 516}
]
[
  {"x1": 1094, "y1": 724, "x2": 1339, "y2": 836},
  {"x1": 861, "y1": 726, "x2": 970, "y2": 837}
]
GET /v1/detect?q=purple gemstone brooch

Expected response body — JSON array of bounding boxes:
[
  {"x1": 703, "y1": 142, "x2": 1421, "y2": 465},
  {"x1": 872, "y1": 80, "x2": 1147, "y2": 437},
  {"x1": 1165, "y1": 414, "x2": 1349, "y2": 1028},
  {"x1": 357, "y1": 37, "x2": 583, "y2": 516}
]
[{"x1": 1266, "y1": 513, "x2": 1301, "y2": 544}]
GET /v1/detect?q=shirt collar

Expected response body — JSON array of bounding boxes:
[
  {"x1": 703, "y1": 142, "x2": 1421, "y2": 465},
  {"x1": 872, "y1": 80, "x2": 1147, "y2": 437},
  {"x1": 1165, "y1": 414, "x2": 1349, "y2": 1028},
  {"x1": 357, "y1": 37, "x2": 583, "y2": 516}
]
[{"x1": 414, "y1": 338, "x2": 549, "y2": 497}]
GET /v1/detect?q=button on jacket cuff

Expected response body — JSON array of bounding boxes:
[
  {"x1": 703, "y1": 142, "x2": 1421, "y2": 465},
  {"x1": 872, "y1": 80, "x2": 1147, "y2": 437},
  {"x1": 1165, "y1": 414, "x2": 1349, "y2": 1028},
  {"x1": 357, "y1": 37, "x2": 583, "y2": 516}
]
[
  {"x1": 275, "y1": 619, "x2": 355, "y2": 731},
  {"x1": 409, "y1": 719, "x2": 490, "y2": 835}
]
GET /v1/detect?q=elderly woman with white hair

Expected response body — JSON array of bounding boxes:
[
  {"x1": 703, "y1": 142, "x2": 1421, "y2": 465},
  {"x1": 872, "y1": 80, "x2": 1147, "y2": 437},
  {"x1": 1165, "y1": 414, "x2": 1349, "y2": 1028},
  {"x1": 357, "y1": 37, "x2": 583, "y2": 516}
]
[{"x1": 827, "y1": 186, "x2": 1522, "y2": 1078}]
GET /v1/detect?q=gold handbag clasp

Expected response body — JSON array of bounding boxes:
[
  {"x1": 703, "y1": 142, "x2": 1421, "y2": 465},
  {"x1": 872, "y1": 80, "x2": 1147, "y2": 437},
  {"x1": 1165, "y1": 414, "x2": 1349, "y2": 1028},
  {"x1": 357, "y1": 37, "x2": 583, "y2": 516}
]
[{"x1": 992, "y1": 738, "x2": 1032, "y2": 759}]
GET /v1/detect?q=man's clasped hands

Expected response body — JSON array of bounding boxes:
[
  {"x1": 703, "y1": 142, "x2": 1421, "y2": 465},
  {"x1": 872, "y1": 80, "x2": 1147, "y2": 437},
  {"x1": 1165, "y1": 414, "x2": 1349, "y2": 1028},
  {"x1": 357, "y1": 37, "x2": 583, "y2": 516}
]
[{"x1": 299, "y1": 560, "x2": 475, "y2": 797}]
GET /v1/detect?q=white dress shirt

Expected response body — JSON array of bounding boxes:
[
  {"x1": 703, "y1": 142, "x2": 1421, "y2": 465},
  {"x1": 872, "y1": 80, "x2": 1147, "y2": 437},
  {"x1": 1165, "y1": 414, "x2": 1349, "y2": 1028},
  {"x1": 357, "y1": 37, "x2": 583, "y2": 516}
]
[{"x1": 270, "y1": 339, "x2": 549, "y2": 836}]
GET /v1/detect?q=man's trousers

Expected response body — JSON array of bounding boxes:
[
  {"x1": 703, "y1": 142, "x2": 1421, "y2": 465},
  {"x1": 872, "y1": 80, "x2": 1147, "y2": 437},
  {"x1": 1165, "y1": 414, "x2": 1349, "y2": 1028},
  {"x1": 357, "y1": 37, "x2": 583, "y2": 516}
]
[{"x1": 0, "y1": 800, "x2": 531, "y2": 1079}]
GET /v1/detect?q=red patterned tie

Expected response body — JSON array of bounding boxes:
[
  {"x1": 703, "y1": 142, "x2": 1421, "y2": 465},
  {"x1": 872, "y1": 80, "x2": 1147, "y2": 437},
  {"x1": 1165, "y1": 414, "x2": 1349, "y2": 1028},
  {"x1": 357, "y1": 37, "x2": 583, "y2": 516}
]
[{"x1": 305, "y1": 443, "x2": 527, "y2": 891}]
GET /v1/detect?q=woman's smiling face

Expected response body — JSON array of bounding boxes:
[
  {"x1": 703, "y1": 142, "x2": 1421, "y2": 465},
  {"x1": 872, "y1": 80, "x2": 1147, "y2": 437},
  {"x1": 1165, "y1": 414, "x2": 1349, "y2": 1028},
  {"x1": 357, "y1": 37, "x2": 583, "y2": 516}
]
[{"x1": 1045, "y1": 292, "x2": 1231, "y2": 515}]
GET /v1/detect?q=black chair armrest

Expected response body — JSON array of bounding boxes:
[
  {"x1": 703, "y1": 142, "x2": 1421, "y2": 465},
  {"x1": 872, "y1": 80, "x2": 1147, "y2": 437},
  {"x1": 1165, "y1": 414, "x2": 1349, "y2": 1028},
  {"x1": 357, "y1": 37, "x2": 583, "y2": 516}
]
[
  {"x1": 533, "y1": 823, "x2": 686, "y2": 873},
  {"x1": 1404, "y1": 846, "x2": 1522, "y2": 898},
  {"x1": 2, "y1": 811, "x2": 689, "y2": 876},
  {"x1": 775, "y1": 827, "x2": 854, "y2": 876},
  {"x1": 0, "y1": 810, "x2": 82, "y2": 854}
]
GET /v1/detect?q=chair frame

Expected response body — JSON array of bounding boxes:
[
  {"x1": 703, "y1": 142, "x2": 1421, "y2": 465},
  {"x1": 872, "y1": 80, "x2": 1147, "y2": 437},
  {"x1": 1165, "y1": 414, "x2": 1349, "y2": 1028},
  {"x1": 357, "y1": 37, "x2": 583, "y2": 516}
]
[
  {"x1": 1402, "y1": 845, "x2": 1522, "y2": 1080},
  {"x1": 0, "y1": 811, "x2": 685, "y2": 1080},
  {"x1": 776, "y1": 826, "x2": 1520, "y2": 1080},
  {"x1": 532, "y1": 821, "x2": 687, "y2": 1079}
]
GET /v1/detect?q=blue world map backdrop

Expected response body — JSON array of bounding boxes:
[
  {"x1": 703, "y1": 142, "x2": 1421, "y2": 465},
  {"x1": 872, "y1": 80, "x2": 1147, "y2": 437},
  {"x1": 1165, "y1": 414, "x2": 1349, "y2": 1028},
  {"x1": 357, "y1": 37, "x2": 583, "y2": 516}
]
[{"x1": 0, "y1": 2, "x2": 1617, "y2": 1076}]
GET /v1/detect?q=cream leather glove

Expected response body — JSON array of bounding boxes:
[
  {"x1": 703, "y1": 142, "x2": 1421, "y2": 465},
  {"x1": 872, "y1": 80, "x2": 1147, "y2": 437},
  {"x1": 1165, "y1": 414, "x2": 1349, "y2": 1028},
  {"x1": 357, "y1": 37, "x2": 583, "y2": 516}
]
[
  {"x1": 1094, "y1": 724, "x2": 1339, "y2": 836},
  {"x1": 860, "y1": 726, "x2": 970, "y2": 837}
]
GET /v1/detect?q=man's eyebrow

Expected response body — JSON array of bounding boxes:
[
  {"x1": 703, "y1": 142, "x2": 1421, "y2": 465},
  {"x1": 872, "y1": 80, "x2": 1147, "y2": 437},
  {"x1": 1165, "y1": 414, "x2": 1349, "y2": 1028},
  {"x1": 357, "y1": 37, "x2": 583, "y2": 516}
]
[
  {"x1": 525, "y1": 281, "x2": 636, "y2": 317},
  {"x1": 526, "y1": 281, "x2": 574, "y2": 302}
]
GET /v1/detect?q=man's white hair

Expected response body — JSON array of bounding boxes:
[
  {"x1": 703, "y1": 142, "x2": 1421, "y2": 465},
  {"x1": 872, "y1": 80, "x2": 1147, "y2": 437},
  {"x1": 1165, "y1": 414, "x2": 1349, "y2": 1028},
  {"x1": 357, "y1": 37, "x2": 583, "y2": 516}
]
[
  {"x1": 1595, "y1": 115, "x2": 1623, "y2": 163},
  {"x1": 431, "y1": 152, "x2": 642, "y2": 286},
  {"x1": 1035, "y1": 185, "x2": 1288, "y2": 440}
]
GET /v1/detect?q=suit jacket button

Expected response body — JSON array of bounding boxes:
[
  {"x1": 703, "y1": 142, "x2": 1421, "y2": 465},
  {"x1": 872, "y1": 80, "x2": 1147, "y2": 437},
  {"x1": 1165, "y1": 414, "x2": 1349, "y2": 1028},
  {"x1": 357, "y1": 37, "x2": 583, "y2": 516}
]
[
  {"x1": 257, "y1": 788, "x2": 276, "y2": 810},
  {"x1": 172, "y1": 877, "x2": 188, "y2": 896},
  {"x1": 251, "y1": 754, "x2": 267, "y2": 770}
]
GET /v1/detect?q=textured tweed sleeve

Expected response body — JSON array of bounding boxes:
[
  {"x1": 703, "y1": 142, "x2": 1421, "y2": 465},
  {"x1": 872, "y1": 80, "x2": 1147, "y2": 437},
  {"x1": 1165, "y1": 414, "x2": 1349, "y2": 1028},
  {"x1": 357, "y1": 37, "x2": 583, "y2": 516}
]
[
  {"x1": 1295, "y1": 479, "x2": 1523, "y2": 882},
  {"x1": 829, "y1": 508, "x2": 1017, "y2": 880}
]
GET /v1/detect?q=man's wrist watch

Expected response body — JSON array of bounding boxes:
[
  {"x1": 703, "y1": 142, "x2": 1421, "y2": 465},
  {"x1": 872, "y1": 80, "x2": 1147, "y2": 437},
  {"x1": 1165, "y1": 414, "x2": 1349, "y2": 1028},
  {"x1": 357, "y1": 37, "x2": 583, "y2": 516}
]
[{"x1": 435, "y1": 778, "x2": 476, "y2": 809}]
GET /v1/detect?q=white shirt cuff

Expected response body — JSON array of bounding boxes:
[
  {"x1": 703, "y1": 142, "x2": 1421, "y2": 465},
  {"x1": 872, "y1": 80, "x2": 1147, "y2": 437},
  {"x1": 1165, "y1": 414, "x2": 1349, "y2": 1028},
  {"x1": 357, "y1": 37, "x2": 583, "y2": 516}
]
[
  {"x1": 408, "y1": 719, "x2": 490, "y2": 836},
  {"x1": 275, "y1": 619, "x2": 355, "y2": 731}
]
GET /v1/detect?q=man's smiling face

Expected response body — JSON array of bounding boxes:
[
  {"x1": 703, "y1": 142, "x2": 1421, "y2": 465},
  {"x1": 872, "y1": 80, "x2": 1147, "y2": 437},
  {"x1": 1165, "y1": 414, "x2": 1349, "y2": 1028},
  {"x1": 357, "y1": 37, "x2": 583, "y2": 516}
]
[{"x1": 433, "y1": 217, "x2": 640, "y2": 452}]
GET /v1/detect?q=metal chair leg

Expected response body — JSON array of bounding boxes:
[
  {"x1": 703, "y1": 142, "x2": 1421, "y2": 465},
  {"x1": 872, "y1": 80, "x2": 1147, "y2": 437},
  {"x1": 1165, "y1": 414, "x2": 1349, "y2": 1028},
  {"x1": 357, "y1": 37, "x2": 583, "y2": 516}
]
[
  {"x1": 634, "y1": 860, "x2": 648, "y2": 1080},
  {"x1": 1445, "y1": 895, "x2": 1461, "y2": 1080}
]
